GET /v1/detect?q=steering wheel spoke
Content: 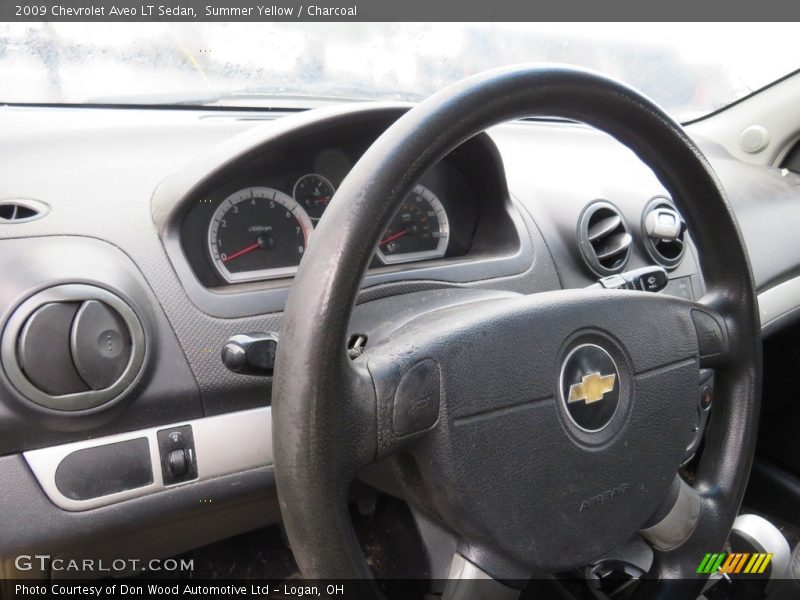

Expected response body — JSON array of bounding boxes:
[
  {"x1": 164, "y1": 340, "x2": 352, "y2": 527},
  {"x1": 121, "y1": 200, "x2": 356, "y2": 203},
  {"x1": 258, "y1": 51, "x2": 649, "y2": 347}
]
[
  {"x1": 441, "y1": 553, "x2": 523, "y2": 600},
  {"x1": 340, "y1": 359, "x2": 383, "y2": 469},
  {"x1": 640, "y1": 478, "x2": 703, "y2": 552},
  {"x1": 688, "y1": 298, "x2": 733, "y2": 369},
  {"x1": 362, "y1": 346, "x2": 442, "y2": 460}
]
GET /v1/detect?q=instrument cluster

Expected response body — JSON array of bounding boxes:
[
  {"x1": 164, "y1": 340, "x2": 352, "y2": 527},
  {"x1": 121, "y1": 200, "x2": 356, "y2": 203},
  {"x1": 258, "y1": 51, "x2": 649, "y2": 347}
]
[
  {"x1": 181, "y1": 140, "x2": 481, "y2": 288},
  {"x1": 208, "y1": 177, "x2": 450, "y2": 284}
]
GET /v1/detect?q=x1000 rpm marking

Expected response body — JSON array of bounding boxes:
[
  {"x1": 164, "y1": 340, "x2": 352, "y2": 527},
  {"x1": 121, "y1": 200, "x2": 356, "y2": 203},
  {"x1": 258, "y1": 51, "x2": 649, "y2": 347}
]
[{"x1": 208, "y1": 187, "x2": 313, "y2": 283}]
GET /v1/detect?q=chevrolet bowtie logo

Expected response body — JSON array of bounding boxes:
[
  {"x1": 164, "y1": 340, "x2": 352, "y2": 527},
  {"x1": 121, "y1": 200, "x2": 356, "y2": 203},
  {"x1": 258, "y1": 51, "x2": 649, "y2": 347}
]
[{"x1": 568, "y1": 372, "x2": 616, "y2": 404}]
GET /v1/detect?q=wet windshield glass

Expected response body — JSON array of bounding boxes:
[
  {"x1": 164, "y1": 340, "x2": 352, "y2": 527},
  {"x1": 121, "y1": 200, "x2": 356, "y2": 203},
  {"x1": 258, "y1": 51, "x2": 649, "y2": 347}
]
[{"x1": 1, "y1": 22, "x2": 796, "y2": 120}]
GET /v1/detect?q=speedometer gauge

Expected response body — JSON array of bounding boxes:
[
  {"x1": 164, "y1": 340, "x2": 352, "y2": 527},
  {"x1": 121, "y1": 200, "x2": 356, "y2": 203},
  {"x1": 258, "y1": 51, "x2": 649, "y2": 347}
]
[
  {"x1": 376, "y1": 185, "x2": 449, "y2": 265},
  {"x1": 208, "y1": 187, "x2": 313, "y2": 283}
]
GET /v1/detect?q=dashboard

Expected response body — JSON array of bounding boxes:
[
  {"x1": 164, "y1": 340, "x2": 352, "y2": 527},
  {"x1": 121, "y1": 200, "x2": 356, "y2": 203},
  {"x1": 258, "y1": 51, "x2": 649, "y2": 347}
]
[{"x1": 2, "y1": 100, "x2": 800, "y2": 571}]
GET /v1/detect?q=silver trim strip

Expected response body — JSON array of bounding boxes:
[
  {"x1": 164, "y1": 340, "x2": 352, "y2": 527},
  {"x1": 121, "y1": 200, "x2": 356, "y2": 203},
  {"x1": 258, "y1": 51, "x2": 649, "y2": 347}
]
[
  {"x1": 758, "y1": 276, "x2": 800, "y2": 331},
  {"x1": 24, "y1": 407, "x2": 272, "y2": 512}
]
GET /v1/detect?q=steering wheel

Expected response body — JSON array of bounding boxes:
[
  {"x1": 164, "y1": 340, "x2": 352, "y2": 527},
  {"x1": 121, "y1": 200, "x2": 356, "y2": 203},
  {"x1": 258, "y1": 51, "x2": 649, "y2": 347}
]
[{"x1": 271, "y1": 66, "x2": 761, "y2": 598}]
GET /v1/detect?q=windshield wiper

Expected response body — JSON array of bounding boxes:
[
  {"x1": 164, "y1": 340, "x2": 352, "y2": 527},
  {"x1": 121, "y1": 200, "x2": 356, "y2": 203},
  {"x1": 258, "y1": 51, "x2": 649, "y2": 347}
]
[
  {"x1": 83, "y1": 83, "x2": 424, "y2": 109},
  {"x1": 82, "y1": 90, "x2": 341, "y2": 109}
]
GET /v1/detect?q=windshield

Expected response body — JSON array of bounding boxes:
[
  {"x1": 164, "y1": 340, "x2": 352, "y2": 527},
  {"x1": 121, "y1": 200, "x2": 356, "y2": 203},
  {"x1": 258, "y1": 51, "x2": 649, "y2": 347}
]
[{"x1": 1, "y1": 22, "x2": 797, "y2": 121}]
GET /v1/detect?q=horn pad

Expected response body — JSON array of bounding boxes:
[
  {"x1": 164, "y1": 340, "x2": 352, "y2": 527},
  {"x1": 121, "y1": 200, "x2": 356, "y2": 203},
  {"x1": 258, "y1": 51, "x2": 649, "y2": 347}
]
[{"x1": 375, "y1": 291, "x2": 700, "y2": 573}]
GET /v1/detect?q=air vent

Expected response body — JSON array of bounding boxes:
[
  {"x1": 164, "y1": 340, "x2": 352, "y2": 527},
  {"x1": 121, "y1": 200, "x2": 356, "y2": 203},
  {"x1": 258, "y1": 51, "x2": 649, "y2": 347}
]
[
  {"x1": 578, "y1": 201, "x2": 632, "y2": 276},
  {"x1": 0, "y1": 199, "x2": 49, "y2": 223},
  {"x1": 1, "y1": 284, "x2": 145, "y2": 411},
  {"x1": 642, "y1": 197, "x2": 686, "y2": 270}
]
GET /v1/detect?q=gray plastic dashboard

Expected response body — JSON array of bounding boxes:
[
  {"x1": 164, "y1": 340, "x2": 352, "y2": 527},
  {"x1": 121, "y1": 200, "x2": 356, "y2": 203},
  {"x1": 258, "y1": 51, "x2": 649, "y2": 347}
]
[{"x1": 1, "y1": 101, "x2": 799, "y2": 565}]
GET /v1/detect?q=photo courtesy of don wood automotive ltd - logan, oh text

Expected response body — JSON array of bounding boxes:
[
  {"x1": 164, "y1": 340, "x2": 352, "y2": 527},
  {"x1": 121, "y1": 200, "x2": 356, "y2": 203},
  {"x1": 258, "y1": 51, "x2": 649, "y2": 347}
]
[{"x1": 1, "y1": 3, "x2": 800, "y2": 600}]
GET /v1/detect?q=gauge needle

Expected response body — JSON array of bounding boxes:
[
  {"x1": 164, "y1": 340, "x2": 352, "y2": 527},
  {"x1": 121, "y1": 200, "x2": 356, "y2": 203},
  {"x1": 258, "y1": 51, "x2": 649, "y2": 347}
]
[
  {"x1": 379, "y1": 229, "x2": 409, "y2": 246},
  {"x1": 314, "y1": 196, "x2": 331, "y2": 205},
  {"x1": 223, "y1": 242, "x2": 260, "y2": 263}
]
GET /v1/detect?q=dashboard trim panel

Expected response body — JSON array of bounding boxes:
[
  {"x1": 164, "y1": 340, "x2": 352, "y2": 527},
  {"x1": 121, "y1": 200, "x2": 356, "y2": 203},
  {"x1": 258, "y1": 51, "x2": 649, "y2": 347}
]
[
  {"x1": 759, "y1": 275, "x2": 800, "y2": 335},
  {"x1": 24, "y1": 407, "x2": 273, "y2": 511}
]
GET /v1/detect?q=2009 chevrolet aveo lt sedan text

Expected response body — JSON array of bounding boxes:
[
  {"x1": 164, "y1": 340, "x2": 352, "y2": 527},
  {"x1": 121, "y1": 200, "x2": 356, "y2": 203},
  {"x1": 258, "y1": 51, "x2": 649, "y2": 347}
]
[{"x1": 1, "y1": 22, "x2": 799, "y2": 600}]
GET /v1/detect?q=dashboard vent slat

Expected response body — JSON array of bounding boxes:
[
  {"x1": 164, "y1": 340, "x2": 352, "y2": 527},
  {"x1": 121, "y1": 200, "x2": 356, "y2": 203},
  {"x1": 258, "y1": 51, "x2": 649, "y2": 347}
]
[
  {"x1": 0, "y1": 200, "x2": 49, "y2": 223},
  {"x1": 577, "y1": 201, "x2": 632, "y2": 276},
  {"x1": 587, "y1": 214, "x2": 622, "y2": 242},
  {"x1": 594, "y1": 232, "x2": 632, "y2": 261},
  {"x1": 642, "y1": 197, "x2": 686, "y2": 270}
]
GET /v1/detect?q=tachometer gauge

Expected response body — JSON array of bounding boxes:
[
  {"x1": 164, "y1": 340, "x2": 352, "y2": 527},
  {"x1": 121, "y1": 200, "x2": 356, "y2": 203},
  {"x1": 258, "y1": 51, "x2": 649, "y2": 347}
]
[
  {"x1": 208, "y1": 187, "x2": 313, "y2": 283},
  {"x1": 376, "y1": 185, "x2": 449, "y2": 265},
  {"x1": 293, "y1": 173, "x2": 336, "y2": 221}
]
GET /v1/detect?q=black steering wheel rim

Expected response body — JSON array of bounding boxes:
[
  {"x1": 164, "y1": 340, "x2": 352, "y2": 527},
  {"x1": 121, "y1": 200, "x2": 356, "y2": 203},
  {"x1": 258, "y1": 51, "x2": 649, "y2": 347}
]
[{"x1": 272, "y1": 65, "x2": 761, "y2": 596}]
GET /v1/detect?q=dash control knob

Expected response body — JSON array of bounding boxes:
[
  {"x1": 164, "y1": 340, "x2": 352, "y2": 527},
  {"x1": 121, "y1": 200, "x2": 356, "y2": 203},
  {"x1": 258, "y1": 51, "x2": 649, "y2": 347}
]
[
  {"x1": 157, "y1": 425, "x2": 198, "y2": 485},
  {"x1": 167, "y1": 449, "x2": 190, "y2": 478}
]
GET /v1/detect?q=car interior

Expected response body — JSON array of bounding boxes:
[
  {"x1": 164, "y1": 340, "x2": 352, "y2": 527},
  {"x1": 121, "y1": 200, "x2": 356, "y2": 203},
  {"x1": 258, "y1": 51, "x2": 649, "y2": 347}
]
[{"x1": 1, "y1": 22, "x2": 800, "y2": 600}]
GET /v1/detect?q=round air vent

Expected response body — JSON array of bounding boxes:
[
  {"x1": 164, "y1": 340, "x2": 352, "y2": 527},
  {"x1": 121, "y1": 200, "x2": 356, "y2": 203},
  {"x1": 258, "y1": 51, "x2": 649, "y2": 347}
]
[
  {"x1": 641, "y1": 197, "x2": 686, "y2": 270},
  {"x1": 0, "y1": 284, "x2": 145, "y2": 411},
  {"x1": 577, "y1": 200, "x2": 632, "y2": 276}
]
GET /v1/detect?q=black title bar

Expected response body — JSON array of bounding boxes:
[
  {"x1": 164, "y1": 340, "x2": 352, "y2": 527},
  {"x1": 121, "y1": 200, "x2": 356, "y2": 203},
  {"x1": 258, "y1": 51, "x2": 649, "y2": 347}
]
[{"x1": 2, "y1": 0, "x2": 799, "y2": 22}]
